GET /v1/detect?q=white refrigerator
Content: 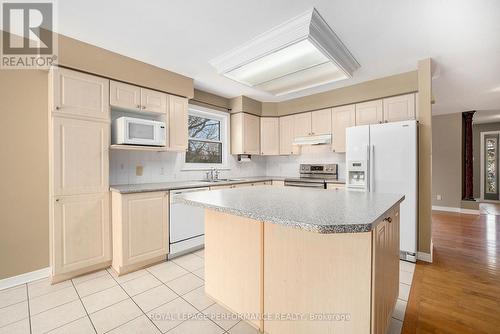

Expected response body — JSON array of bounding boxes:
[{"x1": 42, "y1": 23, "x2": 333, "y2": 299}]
[{"x1": 346, "y1": 120, "x2": 418, "y2": 262}]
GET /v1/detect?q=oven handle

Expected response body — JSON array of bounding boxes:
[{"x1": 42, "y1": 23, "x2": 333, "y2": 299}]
[{"x1": 284, "y1": 182, "x2": 325, "y2": 188}]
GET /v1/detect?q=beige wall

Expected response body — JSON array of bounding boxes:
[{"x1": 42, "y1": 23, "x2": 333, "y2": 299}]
[
  {"x1": 229, "y1": 96, "x2": 263, "y2": 115},
  {"x1": 432, "y1": 113, "x2": 462, "y2": 208},
  {"x1": 57, "y1": 33, "x2": 194, "y2": 98},
  {"x1": 472, "y1": 122, "x2": 500, "y2": 198},
  {"x1": 267, "y1": 71, "x2": 418, "y2": 116},
  {"x1": 0, "y1": 70, "x2": 49, "y2": 279},
  {"x1": 191, "y1": 89, "x2": 231, "y2": 112}
]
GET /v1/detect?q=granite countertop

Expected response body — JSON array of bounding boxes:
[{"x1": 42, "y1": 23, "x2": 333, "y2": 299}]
[
  {"x1": 110, "y1": 176, "x2": 346, "y2": 194},
  {"x1": 110, "y1": 176, "x2": 287, "y2": 194},
  {"x1": 176, "y1": 186, "x2": 404, "y2": 234}
]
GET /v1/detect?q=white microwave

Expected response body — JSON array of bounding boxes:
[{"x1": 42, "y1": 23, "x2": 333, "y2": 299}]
[{"x1": 112, "y1": 117, "x2": 166, "y2": 146}]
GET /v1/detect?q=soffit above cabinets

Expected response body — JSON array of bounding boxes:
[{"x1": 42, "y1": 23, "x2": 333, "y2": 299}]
[{"x1": 209, "y1": 8, "x2": 360, "y2": 97}]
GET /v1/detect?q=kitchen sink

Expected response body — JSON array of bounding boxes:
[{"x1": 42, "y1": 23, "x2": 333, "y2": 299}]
[{"x1": 199, "y1": 178, "x2": 246, "y2": 183}]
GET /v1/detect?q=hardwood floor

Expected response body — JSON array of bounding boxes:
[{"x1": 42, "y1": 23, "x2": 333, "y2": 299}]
[{"x1": 402, "y1": 210, "x2": 500, "y2": 334}]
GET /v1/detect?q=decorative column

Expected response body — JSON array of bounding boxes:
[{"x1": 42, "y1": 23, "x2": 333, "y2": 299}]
[{"x1": 463, "y1": 111, "x2": 475, "y2": 200}]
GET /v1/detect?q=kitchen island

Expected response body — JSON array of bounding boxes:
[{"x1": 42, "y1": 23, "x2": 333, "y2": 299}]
[{"x1": 177, "y1": 186, "x2": 404, "y2": 334}]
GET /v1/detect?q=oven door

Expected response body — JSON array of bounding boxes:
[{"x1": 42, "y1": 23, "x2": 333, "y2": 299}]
[{"x1": 284, "y1": 180, "x2": 326, "y2": 189}]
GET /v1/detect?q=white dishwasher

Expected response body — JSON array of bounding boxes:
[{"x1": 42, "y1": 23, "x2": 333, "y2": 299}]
[{"x1": 169, "y1": 187, "x2": 209, "y2": 258}]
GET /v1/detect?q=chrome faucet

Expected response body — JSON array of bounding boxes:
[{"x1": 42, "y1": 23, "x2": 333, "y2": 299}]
[{"x1": 206, "y1": 168, "x2": 220, "y2": 181}]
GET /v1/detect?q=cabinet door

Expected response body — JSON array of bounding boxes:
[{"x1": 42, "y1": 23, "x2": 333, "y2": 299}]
[
  {"x1": 243, "y1": 113, "x2": 261, "y2": 155},
  {"x1": 52, "y1": 68, "x2": 109, "y2": 120},
  {"x1": 121, "y1": 192, "x2": 168, "y2": 266},
  {"x1": 355, "y1": 100, "x2": 383, "y2": 125},
  {"x1": 52, "y1": 193, "x2": 111, "y2": 275},
  {"x1": 311, "y1": 109, "x2": 332, "y2": 135},
  {"x1": 141, "y1": 88, "x2": 167, "y2": 114},
  {"x1": 109, "y1": 81, "x2": 141, "y2": 111},
  {"x1": 293, "y1": 112, "x2": 312, "y2": 137},
  {"x1": 260, "y1": 117, "x2": 279, "y2": 155},
  {"x1": 279, "y1": 115, "x2": 297, "y2": 155},
  {"x1": 383, "y1": 94, "x2": 415, "y2": 122},
  {"x1": 332, "y1": 105, "x2": 355, "y2": 153},
  {"x1": 53, "y1": 117, "x2": 109, "y2": 195},
  {"x1": 168, "y1": 95, "x2": 188, "y2": 151},
  {"x1": 372, "y1": 220, "x2": 388, "y2": 334}
]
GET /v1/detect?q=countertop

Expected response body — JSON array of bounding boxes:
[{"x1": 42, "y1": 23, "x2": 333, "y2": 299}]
[
  {"x1": 110, "y1": 176, "x2": 345, "y2": 194},
  {"x1": 176, "y1": 186, "x2": 404, "y2": 234}
]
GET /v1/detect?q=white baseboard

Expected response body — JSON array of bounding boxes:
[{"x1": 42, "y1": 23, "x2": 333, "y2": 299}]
[
  {"x1": 417, "y1": 251, "x2": 432, "y2": 263},
  {"x1": 432, "y1": 205, "x2": 479, "y2": 215},
  {"x1": 0, "y1": 267, "x2": 50, "y2": 291}
]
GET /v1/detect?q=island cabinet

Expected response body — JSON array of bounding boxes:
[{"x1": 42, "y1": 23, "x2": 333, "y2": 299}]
[
  {"x1": 111, "y1": 191, "x2": 169, "y2": 275},
  {"x1": 231, "y1": 113, "x2": 261, "y2": 155},
  {"x1": 203, "y1": 205, "x2": 400, "y2": 334}
]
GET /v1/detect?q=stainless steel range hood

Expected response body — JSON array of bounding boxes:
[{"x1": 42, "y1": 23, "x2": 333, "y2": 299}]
[{"x1": 293, "y1": 134, "x2": 332, "y2": 146}]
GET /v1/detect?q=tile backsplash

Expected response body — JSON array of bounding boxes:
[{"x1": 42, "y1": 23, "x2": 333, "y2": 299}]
[{"x1": 110, "y1": 145, "x2": 346, "y2": 185}]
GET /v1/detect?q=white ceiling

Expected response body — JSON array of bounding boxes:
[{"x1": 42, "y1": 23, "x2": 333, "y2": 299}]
[{"x1": 56, "y1": 0, "x2": 500, "y2": 115}]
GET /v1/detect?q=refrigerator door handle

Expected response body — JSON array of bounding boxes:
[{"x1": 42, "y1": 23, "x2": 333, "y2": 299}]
[
  {"x1": 370, "y1": 145, "x2": 375, "y2": 192},
  {"x1": 366, "y1": 144, "x2": 371, "y2": 192}
]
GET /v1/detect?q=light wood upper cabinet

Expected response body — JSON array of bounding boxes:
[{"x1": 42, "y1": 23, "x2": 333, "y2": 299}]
[
  {"x1": 109, "y1": 81, "x2": 141, "y2": 111},
  {"x1": 167, "y1": 95, "x2": 188, "y2": 151},
  {"x1": 111, "y1": 191, "x2": 168, "y2": 275},
  {"x1": 231, "y1": 113, "x2": 260, "y2": 155},
  {"x1": 141, "y1": 88, "x2": 167, "y2": 113},
  {"x1": 52, "y1": 117, "x2": 109, "y2": 196},
  {"x1": 260, "y1": 117, "x2": 280, "y2": 155},
  {"x1": 52, "y1": 193, "x2": 111, "y2": 276},
  {"x1": 355, "y1": 100, "x2": 383, "y2": 125},
  {"x1": 279, "y1": 115, "x2": 297, "y2": 155},
  {"x1": 332, "y1": 104, "x2": 355, "y2": 153},
  {"x1": 311, "y1": 108, "x2": 332, "y2": 135},
  {"x1": 52, "y1": 68, "x2": 110, "y2": 121},
  {"x1": 110, "y1": 80, "x2": 167, "y2": 114},
  {"x1": 383, "y1": 93, "x2": 415, "y2": 122},
  {"x1": 293, "y1": 112, "x2": 312, "y2": 137}
]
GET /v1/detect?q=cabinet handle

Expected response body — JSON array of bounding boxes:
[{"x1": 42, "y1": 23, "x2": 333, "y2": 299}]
[
  {"x1": 385, "y1": 217, "x2": 393, "y2": 223},
  {"x1": 55, "y1": 198, "x2": 60, "y2": 202},
  {"x1": 136, "y1": 104, "x2": 141, "y2": 109},
  {"x1": 142, "y1": 106, "x2": 146, "y2": 109},
  {"x1": 55, "y1": 106, "x2": 60, "y2": 110}
]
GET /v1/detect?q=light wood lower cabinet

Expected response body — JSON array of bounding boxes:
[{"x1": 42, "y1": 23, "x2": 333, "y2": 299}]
[
  {"x1": 51, "y1": 193, "x2": 111, "y2": 281},
  {"x1": 111, "y1": 191, "x2": 169, "y2": 275},
  {"x1": 371, "y1": 207, "x2": 400, "y2": 334}
]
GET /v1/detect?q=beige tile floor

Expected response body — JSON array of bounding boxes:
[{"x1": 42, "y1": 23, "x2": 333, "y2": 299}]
[{"x1": 0, "y1": 249, "x2": 414, "y2": 334}]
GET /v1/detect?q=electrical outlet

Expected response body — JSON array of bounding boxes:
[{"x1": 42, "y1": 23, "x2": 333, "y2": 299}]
[
  {"x1": 437, "y1": 194, "x2": 442, "y2": 201},
  {"x1": 136, "y1": 165, "x2": 143, "y2": 176}
]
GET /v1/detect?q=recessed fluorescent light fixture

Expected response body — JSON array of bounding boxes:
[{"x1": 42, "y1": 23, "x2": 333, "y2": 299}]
[{"x1": 210, "y1": 8, "x2": 360, "y2": 96}]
